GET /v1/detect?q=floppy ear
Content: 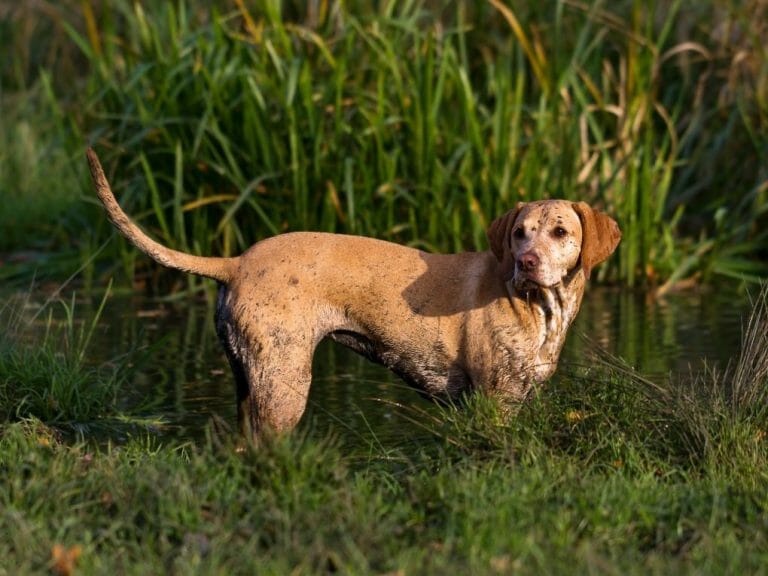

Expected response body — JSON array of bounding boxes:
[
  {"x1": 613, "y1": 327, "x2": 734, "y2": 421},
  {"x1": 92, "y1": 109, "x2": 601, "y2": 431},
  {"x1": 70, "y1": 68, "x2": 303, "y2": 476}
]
[
  {"x1": 572, "y1": 201, "x2": 622, "y2": 279},
  {"x1": 487, "y1": 202, "x2": 524, "y2": 280}
]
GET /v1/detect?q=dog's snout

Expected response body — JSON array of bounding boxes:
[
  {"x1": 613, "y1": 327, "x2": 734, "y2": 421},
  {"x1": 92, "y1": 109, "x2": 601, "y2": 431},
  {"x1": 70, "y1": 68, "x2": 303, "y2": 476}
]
[{"x1": 518, "y1": 253, "x2": 539, "y2": 272}]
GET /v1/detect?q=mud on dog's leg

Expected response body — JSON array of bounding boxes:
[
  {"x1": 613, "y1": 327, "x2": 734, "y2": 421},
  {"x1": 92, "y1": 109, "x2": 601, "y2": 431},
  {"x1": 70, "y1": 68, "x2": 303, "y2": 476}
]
[
  {"x1": 243, "y1": 356, "x2": 313, "y2": 439},
  {"x1": 215, "y1": 287, "x2": 316, "y2": 443},
  {"x1": 215, "y1": 285, "x2": 260, "y2": 443},
  {"x1": 220, "y1": 343, "x2": 313, "y2": 444}
]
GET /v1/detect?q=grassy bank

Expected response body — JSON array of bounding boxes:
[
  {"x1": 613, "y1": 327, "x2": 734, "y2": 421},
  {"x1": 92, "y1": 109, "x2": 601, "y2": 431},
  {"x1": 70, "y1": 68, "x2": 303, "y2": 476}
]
[
  {"x1": 1, "y1": 285, "x2": 767, "y2": 573},
  {"x1": 1, "y1": 0, "x2": 766, "y2": 290},
  {"x1": 2, "y1": 416, "x2": 767, "y2": 574}
]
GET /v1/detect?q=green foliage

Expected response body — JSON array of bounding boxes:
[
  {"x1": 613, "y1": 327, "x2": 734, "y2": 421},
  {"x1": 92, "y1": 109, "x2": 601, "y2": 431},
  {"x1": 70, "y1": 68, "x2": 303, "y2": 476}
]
[
  {"x1": 0, "y1": 286, "x2": 156, "y2": 430},
  {"x1": 0, "y1": 80, "x2": 82, "y2": 253},
  {"x1": 1, "y1": 0, "x2": 766, "y2": 288}
]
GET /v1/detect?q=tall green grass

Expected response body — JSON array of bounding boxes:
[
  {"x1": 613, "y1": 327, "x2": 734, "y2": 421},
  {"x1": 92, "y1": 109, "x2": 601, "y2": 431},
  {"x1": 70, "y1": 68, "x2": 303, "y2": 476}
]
[
  {"x1": 0, "y1": 84, "x2": 82, "y2": 255},
  {"x1": 1, "y1": 0, "x2": 766, "y2": 288}
]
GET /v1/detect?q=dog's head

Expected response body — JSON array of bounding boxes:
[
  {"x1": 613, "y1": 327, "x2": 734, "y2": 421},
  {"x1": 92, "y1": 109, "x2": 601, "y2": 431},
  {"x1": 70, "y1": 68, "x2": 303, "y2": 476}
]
[{"x1": 487, "y1": 200, "x2": 621, "y2": 291}]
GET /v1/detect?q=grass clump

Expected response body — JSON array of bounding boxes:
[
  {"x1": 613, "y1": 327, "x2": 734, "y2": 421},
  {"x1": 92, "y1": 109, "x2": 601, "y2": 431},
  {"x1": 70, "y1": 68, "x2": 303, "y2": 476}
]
[{"x1": 0, "y1": 287, "x2": 154, "y2": 432}]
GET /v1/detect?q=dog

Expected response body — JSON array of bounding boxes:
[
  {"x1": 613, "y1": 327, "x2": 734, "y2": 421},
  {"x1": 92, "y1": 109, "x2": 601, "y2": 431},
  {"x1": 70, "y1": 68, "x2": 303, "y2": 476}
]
[{"x1": 87, "y1": 149, "x2": 621, "y2": 441}]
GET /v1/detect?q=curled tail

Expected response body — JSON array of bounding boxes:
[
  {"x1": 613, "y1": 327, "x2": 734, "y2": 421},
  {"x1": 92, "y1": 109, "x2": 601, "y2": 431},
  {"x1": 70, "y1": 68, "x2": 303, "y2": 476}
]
[{"x1": 86, "y1": 148, "x2": 237, "y2": 284}]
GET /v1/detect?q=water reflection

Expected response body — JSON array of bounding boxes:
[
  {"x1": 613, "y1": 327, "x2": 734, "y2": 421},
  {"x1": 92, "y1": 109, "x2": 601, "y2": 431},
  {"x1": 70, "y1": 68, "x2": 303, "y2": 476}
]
[
  {"x1": 14, "y1": 285, "x2": 754, "y2": 445},
  {"x1": 567, "y1": 287, "x2": 749, "y2": 377}
]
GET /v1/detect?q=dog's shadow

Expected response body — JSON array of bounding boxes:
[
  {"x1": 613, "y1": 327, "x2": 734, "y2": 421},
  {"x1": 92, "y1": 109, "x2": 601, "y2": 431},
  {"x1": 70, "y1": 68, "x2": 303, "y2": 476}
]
[{"x1": 400, "y1": 251, "x2": 502, "y2": 318}]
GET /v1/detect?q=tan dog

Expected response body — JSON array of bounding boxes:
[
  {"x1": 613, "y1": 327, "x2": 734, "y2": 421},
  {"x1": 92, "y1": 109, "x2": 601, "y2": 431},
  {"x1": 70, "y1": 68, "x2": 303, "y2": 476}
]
[{"x1": 87, "y1": 149, "x2": 621, "y2": 441}]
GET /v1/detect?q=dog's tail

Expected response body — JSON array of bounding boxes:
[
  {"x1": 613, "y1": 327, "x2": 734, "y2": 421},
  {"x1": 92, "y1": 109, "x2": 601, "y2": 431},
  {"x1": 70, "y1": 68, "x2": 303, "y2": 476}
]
[{"x1": 86, "y1": 148, "x2": 237, "y2": 284}]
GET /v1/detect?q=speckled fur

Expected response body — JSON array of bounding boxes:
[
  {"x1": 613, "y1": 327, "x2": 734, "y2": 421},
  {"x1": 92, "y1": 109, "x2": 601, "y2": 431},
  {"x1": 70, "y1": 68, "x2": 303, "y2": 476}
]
[{"x1": 88, "y1": 149, "x2": 621, "y2": 441}]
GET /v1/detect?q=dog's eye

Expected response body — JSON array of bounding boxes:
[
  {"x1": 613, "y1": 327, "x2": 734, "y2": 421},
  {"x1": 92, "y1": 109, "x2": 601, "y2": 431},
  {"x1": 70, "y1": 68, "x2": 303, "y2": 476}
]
[
  {"x1": 553, "y1": 226, "x2": 568, "y2": 238},
  {"x1": 513, "y1": 227, "x2": 525, "y2": 239}
]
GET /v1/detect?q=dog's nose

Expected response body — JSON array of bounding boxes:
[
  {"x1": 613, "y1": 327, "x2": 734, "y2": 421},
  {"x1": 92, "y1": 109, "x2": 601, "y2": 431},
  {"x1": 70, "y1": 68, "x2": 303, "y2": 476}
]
[{"x1": 518, "y1": 253, "x2": 539, "y2": 271}]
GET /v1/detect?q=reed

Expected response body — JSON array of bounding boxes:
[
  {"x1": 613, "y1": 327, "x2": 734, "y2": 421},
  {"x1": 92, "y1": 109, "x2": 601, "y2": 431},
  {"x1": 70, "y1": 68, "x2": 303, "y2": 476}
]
[{"x1": 1, "y1": 0, "x2": 766, "y2": 288}]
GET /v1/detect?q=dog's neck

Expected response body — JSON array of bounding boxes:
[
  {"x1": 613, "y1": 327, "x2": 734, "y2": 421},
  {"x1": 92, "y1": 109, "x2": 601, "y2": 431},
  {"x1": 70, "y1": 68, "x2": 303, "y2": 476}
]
[
  {"x1": 508, "y1": 264, "x2": 585, "y2": 309},
  {"x1": 506, "y1": 267, "x2": 587, "y2": 382}
]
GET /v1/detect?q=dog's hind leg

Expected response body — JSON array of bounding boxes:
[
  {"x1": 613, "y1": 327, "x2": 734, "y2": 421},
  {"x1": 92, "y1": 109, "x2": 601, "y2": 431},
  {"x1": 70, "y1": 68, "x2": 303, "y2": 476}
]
[
  {"x1": 246, "y1": 351, "x2": 313, "y2": 439},
  {"x1": 222, "y1": 342, "x2": 314, "y2": 442},
  {"x1": 216, "y1": 290, "x2": 315, "y2": 442}
]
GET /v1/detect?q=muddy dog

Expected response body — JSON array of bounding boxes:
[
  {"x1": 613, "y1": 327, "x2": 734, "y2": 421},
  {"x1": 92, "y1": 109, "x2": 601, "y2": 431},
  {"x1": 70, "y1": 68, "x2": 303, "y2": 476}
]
[{"x1": 87, "y1": 149, "x2": 621, "y2": 441}]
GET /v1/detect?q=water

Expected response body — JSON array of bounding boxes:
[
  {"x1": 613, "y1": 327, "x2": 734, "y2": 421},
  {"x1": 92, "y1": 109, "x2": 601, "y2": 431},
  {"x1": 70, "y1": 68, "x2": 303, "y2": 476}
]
[{"x1": 15, "y1": 285, "x2": 755, "y2": 445}]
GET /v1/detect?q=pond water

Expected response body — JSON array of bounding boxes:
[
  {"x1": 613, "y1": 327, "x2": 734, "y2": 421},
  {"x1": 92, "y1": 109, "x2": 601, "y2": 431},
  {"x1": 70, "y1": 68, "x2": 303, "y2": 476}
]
[{"x1": 62, "y1": 284, "x2": 752, "y2": 447}]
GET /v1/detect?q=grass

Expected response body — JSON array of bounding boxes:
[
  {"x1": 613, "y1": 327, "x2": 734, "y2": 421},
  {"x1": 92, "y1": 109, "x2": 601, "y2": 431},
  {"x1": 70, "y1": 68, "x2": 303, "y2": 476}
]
[
  {"x1": 0, "y1": 83, "x2": 81, "y2": 254},
  {"x1": 0, "y1": 0, "x2": 766, "y2": 289},
  {"x1": 0, "y1": 285, "x2": 160, "y2": 434},
  {"x1": 0, "y1": 284, "x2": 767, "y2": 574},
  {"x1": 5, "y1": 418, "x2": 768, "y2": 574}
]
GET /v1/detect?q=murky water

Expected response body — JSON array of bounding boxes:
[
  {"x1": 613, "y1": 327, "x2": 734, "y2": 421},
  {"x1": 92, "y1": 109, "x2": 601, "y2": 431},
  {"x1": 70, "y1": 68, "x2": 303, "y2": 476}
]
[{"x1": 14, "y1": 285, "x2": 755, "y2": 446}]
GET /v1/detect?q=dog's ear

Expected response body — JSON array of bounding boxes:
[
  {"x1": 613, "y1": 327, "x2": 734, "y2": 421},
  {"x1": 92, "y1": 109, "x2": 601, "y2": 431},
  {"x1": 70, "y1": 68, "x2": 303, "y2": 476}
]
[
  {"x1": 572, "y1": 201, "x2": 621, "y2": 279},
  {"x1": 487, "y1": 202, "x2": 525, "y2": 260},
  {"x1": 487, "y1": 202, "x2": 525, "y2": 280}
]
